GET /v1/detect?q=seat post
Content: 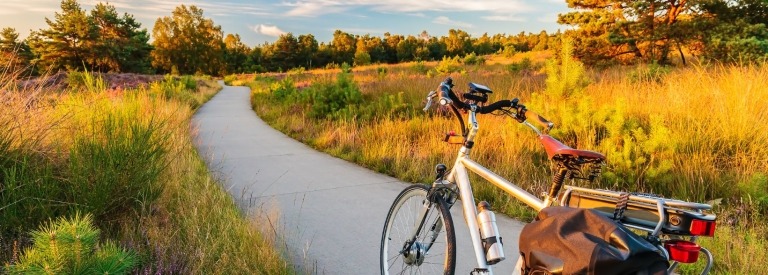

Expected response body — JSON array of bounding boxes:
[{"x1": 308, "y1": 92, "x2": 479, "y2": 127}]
[{"x1": 547, "y1": 165, "x2": 569, "y2": 203}]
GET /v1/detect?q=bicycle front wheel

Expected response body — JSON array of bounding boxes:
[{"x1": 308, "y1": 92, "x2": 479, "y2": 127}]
[{"x1": 380, "y1": 185, "x2": 456, "y2": 275}]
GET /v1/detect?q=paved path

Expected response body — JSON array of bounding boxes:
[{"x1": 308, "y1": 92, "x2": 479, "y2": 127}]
[{"x1": 192, "y1": 82, "x2": 525, "y2": 274}]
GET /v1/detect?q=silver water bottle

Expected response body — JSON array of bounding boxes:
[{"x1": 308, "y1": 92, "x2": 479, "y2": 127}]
[{"x1": 477, "y1": 201, "x2": 505, "y2": 265}]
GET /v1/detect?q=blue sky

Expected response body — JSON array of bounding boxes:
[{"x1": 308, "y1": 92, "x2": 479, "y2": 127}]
[{"x1": 0, "y1": 0, "x2": 571, "y2": 46}]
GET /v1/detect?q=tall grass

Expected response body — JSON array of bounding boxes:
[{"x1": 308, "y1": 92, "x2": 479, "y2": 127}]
[
  {"x1": 245, "y1": 56, "x2": 767, "y2": 274},
  {"x1": 1, "y1": 72, "x2": 291, "y2": 273}
]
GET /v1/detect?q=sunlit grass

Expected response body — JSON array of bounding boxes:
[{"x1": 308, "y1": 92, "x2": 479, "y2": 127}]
[
  {"x1": 1, "y1": 73, "x2": 291, "y2": 273},
  {"x1": 243, "y1": 55, "x2": 767, "y2": 274}
]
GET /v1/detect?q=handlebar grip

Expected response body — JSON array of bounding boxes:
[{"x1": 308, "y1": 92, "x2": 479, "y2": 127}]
[
  {"x1": 524, "y1": 110, "x2": 554, "y2": 131},
  {"x1": 476, "y1": 100, "x2": 512, "y2": 114}
]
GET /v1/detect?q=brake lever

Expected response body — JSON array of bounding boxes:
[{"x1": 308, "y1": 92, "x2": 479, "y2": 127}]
[{"x1": 423, "y1": 90, "x2": 437, "y2": 111}]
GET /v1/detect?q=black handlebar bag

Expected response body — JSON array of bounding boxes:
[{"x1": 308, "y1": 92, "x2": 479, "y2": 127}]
[{"x1": 519, "y1": 207, "x2": 668, "y2": 275}]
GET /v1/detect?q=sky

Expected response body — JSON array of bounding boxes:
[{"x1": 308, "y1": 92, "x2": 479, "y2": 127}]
[{"x1": 0, "y1": 0, "x2": 572, "y2": 46}]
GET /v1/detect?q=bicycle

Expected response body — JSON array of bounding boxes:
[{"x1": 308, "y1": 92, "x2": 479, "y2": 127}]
[{"x1": 380, "y1": 78, "x2": 717, "y2": 275}]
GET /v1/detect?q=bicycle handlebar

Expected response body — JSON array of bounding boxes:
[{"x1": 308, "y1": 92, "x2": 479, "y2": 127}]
[{"x1": 426, "y1": 77, "x2": 555, "y2": 131}]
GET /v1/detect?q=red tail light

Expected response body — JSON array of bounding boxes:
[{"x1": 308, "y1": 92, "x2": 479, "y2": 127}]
[
  {"x1": 690, "y1": 219, "x2": 716, "y2": 236},
  {"x1": 665, "y1": 240, "x2": 700, "y2": 263}
]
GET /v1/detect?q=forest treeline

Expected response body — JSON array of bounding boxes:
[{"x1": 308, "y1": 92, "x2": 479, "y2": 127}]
[{"x1": 1, "y1": 0, "x2": 766, "y2": 76}]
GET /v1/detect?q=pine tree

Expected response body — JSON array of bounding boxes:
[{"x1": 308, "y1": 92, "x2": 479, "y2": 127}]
[
  {"x1": 89, "y1": 2, "x2": 152, "y2": 73},
  {"x1": 29, "y1": 0, "x2": 97, "y2": 71},
  {"x1": 0, "y1": 27, "x2": 33, "y2": 74}
]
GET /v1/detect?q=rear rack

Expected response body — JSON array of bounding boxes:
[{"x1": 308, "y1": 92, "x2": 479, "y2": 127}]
[
  {"x1": 559, "y1": 185, "x2": 716, "y2": 274},
  {"x1": 559, "y1": 185, "x2": 714, "y2": 236}
]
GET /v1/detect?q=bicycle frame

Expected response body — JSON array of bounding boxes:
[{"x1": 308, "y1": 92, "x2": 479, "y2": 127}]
[{"x1": 435, "y1": 108, "x2": 548, "y2": 274}]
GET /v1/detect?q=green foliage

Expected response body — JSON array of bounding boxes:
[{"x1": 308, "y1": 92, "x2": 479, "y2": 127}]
[
  {"x1": 67, "y1": 112, "x2": 167, "y2": 221},
  {"x1": 149, "y1": 75, "x2": 200, "y2": 108},
  {"x1": 223, "y1": 74, "x2": 237, "y2": 85},
  {"x1": 303, "y1": 72, "x2": 362, "y2": 119},
  {"x1": 151, "y1": 5, "x2": 224, "y2": 75},
  {"x1": 432, "y1": 56, "x2": 464, "y2": 75},
  {"x1": 411, "y1": 61, "x2": 429, "y2": 75},
  {"x1": 507, "y1": 57, "x2": 534, "y2": 74},
  {"x1": 28, "y1": 0, "x2": 151, "y2": 73},
  {"x1": 499, "y1": 45, "x2": 517, "y2": 58},
  {"x1": 6, "y1": 213, "x2": 138, "y2": 274},
  {"x1": 739, "y1": 173, "x2": 768, "y2": 212},
  {"x1": 269, "y1": 77, "x2": 298, "y2": 101},
  {"x1": 376, "y1": 66, "x2": 388, "y2": 78},
  {"x1": 67, "y1": 70, "x2": 107, "y2": 92},
  {"x1": 629, "y1": 62, "x2": 672, "y2": 83},
  {"x1": 0, "y1": 28, "x2": 34, "y2": 75},
  {"x1": 354, "y1": 51, "x2": 372, "y2": 66},
  {"x1": 462, "y1": 52, "x2": 485, "y2": 65},
  {"x1": 543, "y1": 37, "x2": 588, "y2": 99}
]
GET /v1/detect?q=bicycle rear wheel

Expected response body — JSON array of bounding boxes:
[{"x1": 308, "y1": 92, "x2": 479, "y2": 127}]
[{"x1": 380, "y1": 185, "x2": 456, "y2": 275}]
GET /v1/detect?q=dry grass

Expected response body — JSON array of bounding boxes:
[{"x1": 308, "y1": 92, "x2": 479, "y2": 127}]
[
  {"x1": 1, "y1": 73, "x2": 291, "y2": 273},
  {"x1": 243, "y1": 56, "x2": 767, "y2": 274}
]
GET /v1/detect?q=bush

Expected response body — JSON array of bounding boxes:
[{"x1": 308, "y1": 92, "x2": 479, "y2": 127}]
[
  {"x1": 269, "y1": 77, "x2": 297, "y2": 101},
  {"x1": 6, "y1": 213, "x2": 138, "y2": 274},
  {"x1": 304, "y1": 71, "x2": 362, "y2": 119},
  {"x1": 508, "y1": 57, "x2": 535, "y2": 74},
  {"x1": 412, "y1": 61, "x2": 429, "y2": 75},
  {"x1": 354, "y1": 51, "x2": 372, "y2": 66},
  {"x1": 462, "y1": 52, "x2": 485, "y2": 65},
  {"x1": 431, "y1": 56, "x2": 464, "y2": 75},
  {"x1": 67, "y1": 112, "x2": 167, "y2": 221}
]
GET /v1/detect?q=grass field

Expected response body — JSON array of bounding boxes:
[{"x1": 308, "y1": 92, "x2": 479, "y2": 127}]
[
  {"x1": 1, "y1": 74, "x2": 292, "y2": 273},
  {"x1": 239, "y1": 51, "x2": 768, "y2": 274}
]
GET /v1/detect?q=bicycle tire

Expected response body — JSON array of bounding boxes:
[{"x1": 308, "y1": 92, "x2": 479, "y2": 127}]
[{"x1": 380, "y1": 185, "x2": 456, "y2": 275}]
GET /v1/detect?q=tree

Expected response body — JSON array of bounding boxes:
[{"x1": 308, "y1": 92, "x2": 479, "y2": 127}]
[
  {"x1": 443, "y1": 29, "x2": 472, "y2": 56},
  {"x1": 0, "y1": 27, "x2": 33, "y2": 74},
  {"x1": 151, "y1": 5, "x2": 224, "y2": 75},
  {"x1": 331, "y1": 30, "x2": 356, "y2": 64},
  {"x1": 558, "y1": 0, "x2": 693, "y2": 64},
  {"x1": 298, "y1": 34, "x2": 318, "y2": 68},
  {"x1": 383, "y1": 33, "x2": 403, "y2": 63},
  {"x1": 269, "y1": 33, "x2": 300, "y2": 70},
  {"x1": 89, "y1": 2, "x2": 152, "y2": 73},
  {"x1": 28, "y1": 0, "x2": 97, "y2": 71},
  {"x1": 473, "y1": 33, "x2": 494, "y2": 55},
  {"x1": 693, "y1": 0, "x2": 768, "y2": 63},
  {"x1": 396, "y1": 35, "x2": 419, "y2": 62},
  {"x1": 223, "y1": 34, "x2": 251, "y2": 74}
]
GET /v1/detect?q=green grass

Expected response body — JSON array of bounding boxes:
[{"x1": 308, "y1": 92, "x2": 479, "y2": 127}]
[
  {"x1": 1, "y1": 72, "x2": 292, "y2": 273},
  {"x1": 241, "y1": 53, "x2": 768, "y2": 274}
]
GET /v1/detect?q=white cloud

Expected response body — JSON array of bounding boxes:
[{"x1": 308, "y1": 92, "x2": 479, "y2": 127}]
[
  {"x1": 252, "y1": 24, "x2": 286, "y2": 37},
  {"x1": 432, "y1": 16, "x2": 473, "y2": 28},
  {"x1": 483, "y1": 14, "x2": 525, "y2": 22},
  {"x1": 283, "y1": 0, "x2": 531, "y2": 17}
]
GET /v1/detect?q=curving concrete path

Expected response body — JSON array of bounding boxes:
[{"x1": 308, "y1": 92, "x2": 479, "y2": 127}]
[{"x1": 192, "y1": 82, "x2": 525, "y2": 274}]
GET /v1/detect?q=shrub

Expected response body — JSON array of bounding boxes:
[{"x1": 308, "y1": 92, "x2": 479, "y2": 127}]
[
  {"x1": 305, "y1": 71, "x2": 362, "y2": 119},
  {"x1": 431, "y1": 56, "x2": 464, "y2": 75},
  {"x1": 412, "y1": 61, "x2": 429, "y2": 75},
  {"x1": 462, "y1": 52, "x2": 485, "y2": 65},
  {"x1": 67, "y1": 111, "x2": 167, "y2": 221},
  {"x1": 354, "y1": 51, "x2": 372, "y2": 66},
  {"x1": 223, "y1": 74, "x2": 238, "y2": 85},
  {"x1": 269, "y1": 77, "x2": 297, "y2": 101},
  {"x1": 6, "y1": 213, "x2": 138, "y2": 274},
  {"x1": 508, "y1": 57, "x2": 534, "y2": 74}
]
